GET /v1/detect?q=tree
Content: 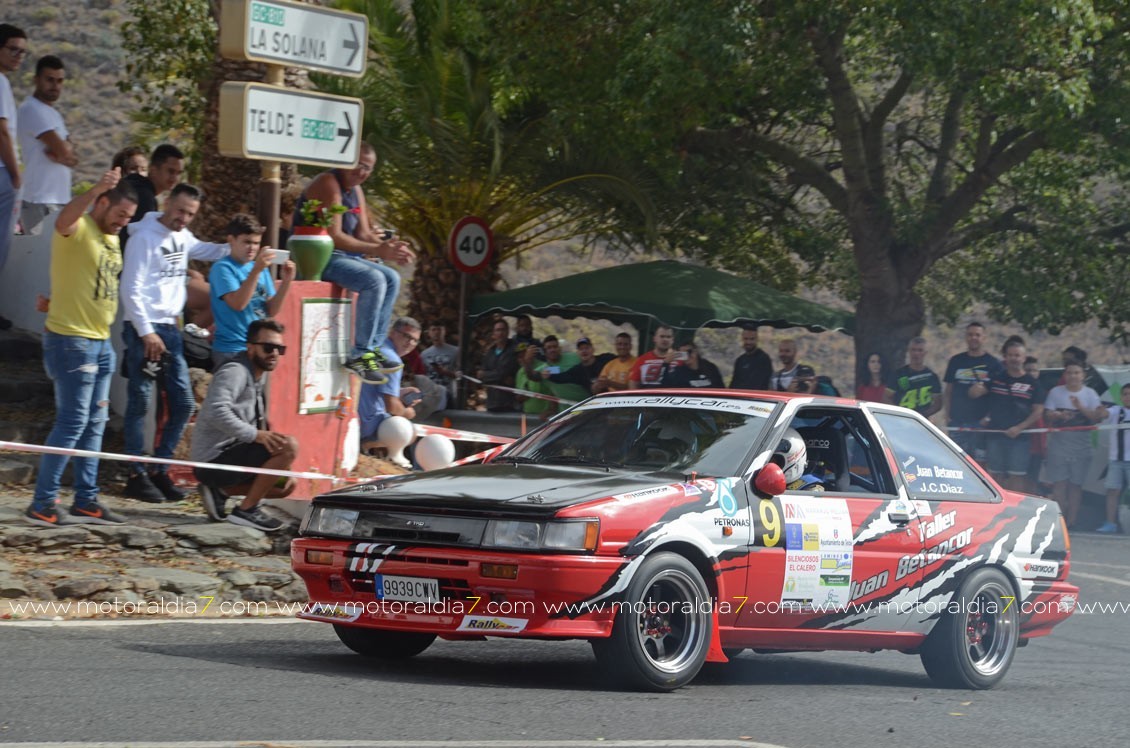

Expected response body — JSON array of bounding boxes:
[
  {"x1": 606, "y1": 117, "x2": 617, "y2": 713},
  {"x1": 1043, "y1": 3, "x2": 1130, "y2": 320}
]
[
  {"x1": 319, "y1": 0, "x2": 654, "y2": 343},
  {"x1": 119, "y1": 0, "x2": 300, "y2": 239},
  {"x1": 483, "y1": 0, "x2": 1130, "y2": 382}
]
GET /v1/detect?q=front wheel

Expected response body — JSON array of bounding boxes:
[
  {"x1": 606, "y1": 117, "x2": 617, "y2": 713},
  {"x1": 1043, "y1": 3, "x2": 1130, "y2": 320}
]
[
  {"x1": 333, "y1": 624, "x2": 436, "y2": 659},
  {"x1": 591, "y1": 552, "x2": 712, "y2": 691},
  {"x1": 920, "y1": 567, "x2": 1018, "y2": 689}
]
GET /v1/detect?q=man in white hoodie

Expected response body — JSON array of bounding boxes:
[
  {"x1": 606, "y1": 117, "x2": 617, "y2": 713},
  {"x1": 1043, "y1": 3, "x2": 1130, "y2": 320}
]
[{"x1": 120, "y1": 183, "x2": 229, "y2": 502}]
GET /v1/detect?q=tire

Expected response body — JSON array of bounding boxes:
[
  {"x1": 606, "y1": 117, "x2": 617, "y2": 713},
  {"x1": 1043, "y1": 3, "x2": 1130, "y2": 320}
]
[
  {"x1": 920, "y1": 567, "x2": 1019, "y2": 689},
  {"x1": 333, "y1": 624, "x2": 436, "y2": 659},
  {"x1": 591, "y1": 552, "x2": 712, "y2": 691}
]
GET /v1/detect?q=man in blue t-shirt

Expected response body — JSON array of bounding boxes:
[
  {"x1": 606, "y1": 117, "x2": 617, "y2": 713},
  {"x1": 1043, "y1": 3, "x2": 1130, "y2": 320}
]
[
  {"x1": 209, "y1": 214, "x2": 295, "y2": 367},
  {"x1": 943, "y1": 321, "x2": 1002, "y2": 457},
  {"x1": 358, "y1": 317, "x2": 423, "y2": 443}
]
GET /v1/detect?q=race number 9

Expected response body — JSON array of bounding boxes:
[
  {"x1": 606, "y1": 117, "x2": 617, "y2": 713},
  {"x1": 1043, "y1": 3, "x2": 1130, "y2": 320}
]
[{"x1": 759, "y1": 500, "x2": 781, "y2": 547}]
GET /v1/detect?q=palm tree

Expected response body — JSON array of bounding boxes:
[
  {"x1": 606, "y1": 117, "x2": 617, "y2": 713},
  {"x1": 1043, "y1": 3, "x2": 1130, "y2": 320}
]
[{"x1": 322, "y1": 0, "x2": 653, "y2": 342}]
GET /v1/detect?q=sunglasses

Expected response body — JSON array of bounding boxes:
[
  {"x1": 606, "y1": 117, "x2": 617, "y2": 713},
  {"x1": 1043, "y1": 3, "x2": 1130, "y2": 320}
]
[{"x1": 251, "y1": 342, "x2": 287, "y2": 355}]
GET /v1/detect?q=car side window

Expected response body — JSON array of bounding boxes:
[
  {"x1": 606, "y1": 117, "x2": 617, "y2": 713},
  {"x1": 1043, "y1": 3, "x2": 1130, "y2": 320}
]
[
  {"x1": 873, "y1": 412, "x2": 997, "y2": 502},
  {"x1": 788, "y1": 409, "x2": 896, "y2": 495}
]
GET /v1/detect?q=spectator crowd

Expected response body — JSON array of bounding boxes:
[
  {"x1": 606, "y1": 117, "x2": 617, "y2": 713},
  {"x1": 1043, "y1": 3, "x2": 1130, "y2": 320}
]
[{"x1": 3, "y1": 22, "x2": 1126, "y2": 538}]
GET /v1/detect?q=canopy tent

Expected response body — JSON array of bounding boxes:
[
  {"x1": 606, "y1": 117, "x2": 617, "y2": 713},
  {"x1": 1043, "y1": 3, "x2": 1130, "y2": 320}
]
[{"x1": 469, "y1": 260, "x2": 854, "y2": 335}]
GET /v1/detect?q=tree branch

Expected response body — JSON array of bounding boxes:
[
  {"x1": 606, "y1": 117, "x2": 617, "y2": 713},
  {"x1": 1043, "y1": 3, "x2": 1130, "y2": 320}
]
[
  {"x1": 924, "y1": 130, "x2": 1046, "y2": 259},
  {"x1": 939, "y1": 205, "x2": 1037, "y2": 257},
  {"x1": 863, "y1": 69, "x2": 913, "y2": 199},
  {"x1": 808, "y1": 25, "x2": 871, "y2": 196},
  {"x1": 681, "y1": 127, "x2": 849, "y2": 215},
  {"x1": 925, "y1": 88, "x2": 965, "y2": 206}
]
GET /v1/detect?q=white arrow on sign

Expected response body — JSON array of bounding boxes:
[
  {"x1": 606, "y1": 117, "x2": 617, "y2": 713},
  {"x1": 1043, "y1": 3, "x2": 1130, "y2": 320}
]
[
  {"x1": 219, "y1": 0, "x2": 369, "y2": 77},
  {"x1": 219, "y1": 83, "x2": 364, "y2": 168}
]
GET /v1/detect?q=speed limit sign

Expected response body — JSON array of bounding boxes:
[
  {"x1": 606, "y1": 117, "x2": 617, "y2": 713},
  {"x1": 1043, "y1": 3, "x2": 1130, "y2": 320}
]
[{"x1": 447, "y1": 216, "x2": 495, "y2": 274}]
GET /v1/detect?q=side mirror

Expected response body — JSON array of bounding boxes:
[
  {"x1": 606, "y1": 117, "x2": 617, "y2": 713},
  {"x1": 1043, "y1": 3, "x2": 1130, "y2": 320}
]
[{"x1": 753, "y1": 462, "x2": 786, "y2": 497}]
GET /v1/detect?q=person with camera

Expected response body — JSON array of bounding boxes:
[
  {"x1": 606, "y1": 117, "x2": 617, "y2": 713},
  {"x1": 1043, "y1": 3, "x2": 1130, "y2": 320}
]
[
  {"x1": 790, "y1": 365, "x2": 839, "y2": 395},
  {"x1": 661, "y1": 342, "x2": 724, "y2": 388},
  {"x1": 357, "y1": 317, "x2": 423, "y2": 446},
  {"x1": 629, "y1": 325, "x2": 684, "y2": 389}
]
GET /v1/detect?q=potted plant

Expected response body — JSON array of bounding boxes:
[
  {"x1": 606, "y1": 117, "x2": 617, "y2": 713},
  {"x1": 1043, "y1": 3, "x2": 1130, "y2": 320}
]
[{"x1": 288, "y1": 199, "x2": 347, "y2": 281}]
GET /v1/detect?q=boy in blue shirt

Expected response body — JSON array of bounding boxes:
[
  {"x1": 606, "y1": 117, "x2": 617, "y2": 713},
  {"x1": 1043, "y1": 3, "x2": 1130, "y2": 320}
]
[{"x1": 209, "y1": 214, "x2": 295, "y2": 367}]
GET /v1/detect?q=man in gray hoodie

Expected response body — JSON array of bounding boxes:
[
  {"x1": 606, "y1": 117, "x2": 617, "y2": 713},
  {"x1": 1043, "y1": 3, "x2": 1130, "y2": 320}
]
[
  {"x1": 190, "y1": 318, "x2": 296, "y2": 532},
  {"x1": 120, "y1": 183, "x2": 229, "y2": 502}
]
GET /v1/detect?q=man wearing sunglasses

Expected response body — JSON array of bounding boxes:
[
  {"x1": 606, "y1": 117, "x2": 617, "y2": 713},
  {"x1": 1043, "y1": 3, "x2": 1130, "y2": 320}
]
[
  {"x1": 190, "y1": 319, "x2": 297, "y2": 532},
  {"x1": 0, "y1": 24, "x2": 28, "y2": 331}
]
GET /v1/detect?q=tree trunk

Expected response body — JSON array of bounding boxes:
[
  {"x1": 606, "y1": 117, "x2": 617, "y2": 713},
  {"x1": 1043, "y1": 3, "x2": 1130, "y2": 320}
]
[{"x1": 852, "y1": 259, "x2": 926, "y2": 393}]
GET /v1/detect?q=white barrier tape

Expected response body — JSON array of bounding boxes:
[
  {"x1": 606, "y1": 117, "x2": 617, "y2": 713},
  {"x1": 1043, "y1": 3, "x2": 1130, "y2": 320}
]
[
  {"x1": 947, "y1": 422, "x2": 1130, "y2": 435},
  {"x1": 460, "y1": 373, "x2": 578, "y2": 405},
  {"x1": 413, "y1": 423, "x2": 514, "y2": 445},
  {"x1": 0, "y1": 440, "x2": 341, "y2": 483}
]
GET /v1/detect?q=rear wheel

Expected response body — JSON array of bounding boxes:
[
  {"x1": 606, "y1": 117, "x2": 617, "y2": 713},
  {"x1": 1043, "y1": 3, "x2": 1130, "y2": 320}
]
[
  {"x1": 920, "y1": 567, "x2": 1018, "y2": 689},
  {"x1": 333, "y1": 624, "x2": 436, "y2": 659},
  {"x1": 591, "y1": 552, "x2": 712, "y2": 691}
]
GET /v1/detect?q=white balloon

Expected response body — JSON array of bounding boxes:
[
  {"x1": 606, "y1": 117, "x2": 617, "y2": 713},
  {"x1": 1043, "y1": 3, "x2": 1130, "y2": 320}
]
[
  {"x1": 377, "y1": 416, "x2": 415, "y2": 468},
  {"x1": 415, "y1": 434, "x2": 456, "y2": 471}
]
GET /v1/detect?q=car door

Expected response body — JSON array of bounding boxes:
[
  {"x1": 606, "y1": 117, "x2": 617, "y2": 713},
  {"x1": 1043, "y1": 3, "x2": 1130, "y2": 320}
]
[{"x1": 736, "y1": 406, "x2": 927, "y2": 640}]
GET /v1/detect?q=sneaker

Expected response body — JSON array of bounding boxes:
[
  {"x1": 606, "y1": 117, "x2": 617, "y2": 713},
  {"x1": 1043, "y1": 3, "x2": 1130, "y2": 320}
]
[
  {"x1": 343, "y1": 353, "x2": 390, "y2": 385},
  {"x1": 228, "y1": 505, "x2": 284, "y2": 532},
  {"x1": 1096, "y1": 521, "x2": 1120, "y2": 534},
  {"x1": 149, "y1": 471, "x2": 188, "y2": 502},
  {"x1": 69, "y1": 502, "x2": 126, "y2": 525},
  {"x1": 199, "y1": 483, "x2": 229, "y2": 521},
  {"x1": 24, "y1": 504, "x2": 65, "y2": 528},
  {"x1": 368, "y1": 347, "x2": 404, "y2": 375},
  {"x1": 124, "y1": 472, "x2": 165, "y2": 503}
]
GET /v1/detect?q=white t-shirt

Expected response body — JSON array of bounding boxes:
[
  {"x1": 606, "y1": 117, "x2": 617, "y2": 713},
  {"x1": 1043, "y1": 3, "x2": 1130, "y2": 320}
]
[
  {"x1": 17, "y1": 96, "x2": 70, "y2": 203},
  {"x1": 1045, "y1": 384, "x2": 1101, "y2": 452},
  {"x1": 1108, "y1": 405, "x2": 1130, "y2": 462},
  {"x1": 0, "y1": 74, "x2": 16, "y2": 174}
]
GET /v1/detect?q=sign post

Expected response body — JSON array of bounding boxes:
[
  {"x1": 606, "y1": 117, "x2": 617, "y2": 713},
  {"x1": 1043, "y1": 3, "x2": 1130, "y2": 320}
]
[
  {"x1": 447, "y1": 217, "x2": 496, "y2": 391},
  {"x1": 218, "y1": 0, "x2": 368, "y2": 246}
]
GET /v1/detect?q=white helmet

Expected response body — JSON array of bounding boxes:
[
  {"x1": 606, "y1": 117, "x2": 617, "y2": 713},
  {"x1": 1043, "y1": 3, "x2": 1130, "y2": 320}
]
[{"x1": 772, "y1": 428, "x2": 807, "y2": 483}]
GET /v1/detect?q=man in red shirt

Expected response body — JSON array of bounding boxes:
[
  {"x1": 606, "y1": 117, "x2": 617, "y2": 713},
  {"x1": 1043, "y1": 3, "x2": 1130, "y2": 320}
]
[{"x1": 628, "y1": 325, "x2": 683, "y2": 389}]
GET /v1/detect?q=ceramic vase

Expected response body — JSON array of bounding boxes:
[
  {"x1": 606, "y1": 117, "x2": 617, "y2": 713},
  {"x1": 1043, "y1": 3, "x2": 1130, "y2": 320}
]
[{"x1": 287, "y1": 227, "x2": 334, "y2": 281}]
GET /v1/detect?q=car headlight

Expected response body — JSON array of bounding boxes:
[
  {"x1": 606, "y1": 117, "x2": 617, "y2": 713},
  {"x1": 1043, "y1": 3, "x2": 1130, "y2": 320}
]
[
  {"x1": 483, "y1": 519, "x2": 599, "y2": 552},
  {"x1": 304, "y1": 506, "x2": 360, "y2": 537},
  {"x1": 484, "y1": 520, "x2": 542, "y2": 549}
]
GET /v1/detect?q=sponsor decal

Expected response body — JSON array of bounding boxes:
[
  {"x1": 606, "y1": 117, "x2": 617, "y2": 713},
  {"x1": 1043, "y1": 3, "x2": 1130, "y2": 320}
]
[
  {"x1": 802, "y1": 524, "x2": 821, "y2": 550},
  {"x1": 575, "y1": 395, "x2": 774, "y2": 416},
  {"x1": 715, "y1": 478, "x2": 739, "y2": 516},
  {"x1": 896, "y1": 527, "x2": 974, "y2": 580},
  {"x1": 918, "y1": 510, "x2": 956, "y2": 542},
  {"x1": 821, "y1": 553, "x2": 852, "y2": 571},
  {"x1": 915, "y1": 464, "x2": 965, "y2": 480},
  {"x1": 850, "y1": 570, "x2": 889, "y2": 601},
  {"x1": 912, "y1": 500, "x2": 932, "y2": 517},
  {"x1": 1060, "y1": 594, "x2": 1077, "y2": 612},
  {"x1": 614, "y1": 485, "x2": 679, "y2": 501},
  {"x1": 456, "y1": 615, "x2": 529, "y2": 633},
  {"x1": 714, "y1": 516, "x2": 751, "y2": 527},
  {"x1": 904, "y1": 472, "x2": 918, "y2": 483},
  {"x1": 819, "y1": 574, "x2": 851, "y2": 586},
  {"x1": 681, "y1": 482, "x2": 702, "y2": 497},
  {"x1": 786, "y1": 552, "x2": 821, "y2": 573},
  {"x1": 1024, "y1": 561, "x2": 1059, "y2": 577}
]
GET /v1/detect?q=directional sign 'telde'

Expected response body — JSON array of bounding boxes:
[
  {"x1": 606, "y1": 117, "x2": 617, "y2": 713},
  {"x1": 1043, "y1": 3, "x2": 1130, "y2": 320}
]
[
  {"x1": 219, "y1": 0, "x2": 368, "y2": 77},
  {"x1": 218, "y1": 83, "x2": 364, "y2": 168}
]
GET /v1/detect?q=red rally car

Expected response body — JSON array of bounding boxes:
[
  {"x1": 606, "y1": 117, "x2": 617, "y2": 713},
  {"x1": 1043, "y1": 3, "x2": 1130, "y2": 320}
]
[{"x1": 292, "y1": 390, "x2": 1078, "y2": 691}]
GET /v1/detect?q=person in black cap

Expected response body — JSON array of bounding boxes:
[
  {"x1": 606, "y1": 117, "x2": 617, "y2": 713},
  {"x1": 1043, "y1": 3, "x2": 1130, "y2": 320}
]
[
  {"x1": 791, "y1": 364, "x2": 840, "y2": 395},
  {"x1": 544, "y1": 336, "x2": 614, "y2": 394}
]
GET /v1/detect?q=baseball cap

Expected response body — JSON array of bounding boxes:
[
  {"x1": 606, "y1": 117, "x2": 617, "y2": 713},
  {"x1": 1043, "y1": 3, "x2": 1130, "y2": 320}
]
[
  {"x1": 576, "y1": 337, "x2": 593, "y2": 347},
  {"x1": 794, "y1": 364, "x2": 816, "y2": 378}
]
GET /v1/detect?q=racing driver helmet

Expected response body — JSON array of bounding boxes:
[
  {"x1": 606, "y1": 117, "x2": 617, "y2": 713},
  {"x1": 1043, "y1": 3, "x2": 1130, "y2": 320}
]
[{"x1": 771, "y1": 427, "x2": 807, "y2": 483}]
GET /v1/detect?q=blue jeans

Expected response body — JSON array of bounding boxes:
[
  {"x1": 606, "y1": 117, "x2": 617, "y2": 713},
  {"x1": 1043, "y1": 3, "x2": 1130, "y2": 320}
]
[
  {"x1": 321, "y1": 251, "x2": 400, "y2": 358},
  {"x1": 123, "y1": 322, "x2": 195, "y2": 475},
  {"x1": 0, "y1": 168, "x2": 17, "y2": 273},
  {"x1": 32, "y1": 332, "x2": 115, "y2": 510}
]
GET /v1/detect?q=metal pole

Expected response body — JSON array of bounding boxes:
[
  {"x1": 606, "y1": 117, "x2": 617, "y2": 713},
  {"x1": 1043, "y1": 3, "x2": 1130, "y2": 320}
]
[
  {"x1": 258, "y1": 64, "x2": 285, "y2": 250},
  {"x1": 457, "y1": 271, "x2": 468, "y2": 407}
]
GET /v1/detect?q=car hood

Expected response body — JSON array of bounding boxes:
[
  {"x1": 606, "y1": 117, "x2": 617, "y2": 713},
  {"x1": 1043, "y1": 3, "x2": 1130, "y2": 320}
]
[{"x1": 319, "y1": 463, "x2": 677, "y2": 516}]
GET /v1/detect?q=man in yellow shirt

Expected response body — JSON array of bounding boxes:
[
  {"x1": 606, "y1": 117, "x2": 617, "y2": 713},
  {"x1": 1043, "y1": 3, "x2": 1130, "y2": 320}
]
[
  {"x1": 593, "y1": 333, "x2": 637, "y2": 393},
  {"x1": 25, "y1": 168, "x2": 138, "y2": 528}
]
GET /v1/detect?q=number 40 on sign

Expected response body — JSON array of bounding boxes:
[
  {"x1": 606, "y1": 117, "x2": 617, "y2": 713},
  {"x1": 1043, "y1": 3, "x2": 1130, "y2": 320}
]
[{"x1": 447, "y1": 216, "x2": 495, "y2": 274}]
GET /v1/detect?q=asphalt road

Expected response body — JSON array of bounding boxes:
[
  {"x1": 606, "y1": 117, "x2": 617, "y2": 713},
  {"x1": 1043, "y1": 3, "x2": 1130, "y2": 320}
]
[{"x1": 2, "y1": 532, "x2": 1129, "y2": 748}]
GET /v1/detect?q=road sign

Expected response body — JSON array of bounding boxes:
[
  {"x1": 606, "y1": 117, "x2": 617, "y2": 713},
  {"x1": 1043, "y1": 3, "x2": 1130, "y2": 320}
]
[
  {"x1": 448, "y1": 216, "x2": 495, "y2": 274},
  {"x1": 218, "y1": 83, "x2": 364, "y2": 168},
  {"x1": 219, "y1": 0, "x2": 368, "y2": 77}
]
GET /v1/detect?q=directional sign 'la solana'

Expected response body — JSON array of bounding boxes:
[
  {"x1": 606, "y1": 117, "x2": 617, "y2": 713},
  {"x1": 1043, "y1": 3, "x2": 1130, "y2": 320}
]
[
  {"x1": 219, "y1": 0, "x2": 368, "y2": 77},
  {"x1": 218, "y1": 83, "x2": 364, "y2": 169}
]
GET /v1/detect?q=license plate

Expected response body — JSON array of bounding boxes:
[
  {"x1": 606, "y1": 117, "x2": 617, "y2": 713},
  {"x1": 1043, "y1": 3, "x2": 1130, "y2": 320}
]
[{"x1": 375, "y1": 574, "x2": 440, "y2": 602}]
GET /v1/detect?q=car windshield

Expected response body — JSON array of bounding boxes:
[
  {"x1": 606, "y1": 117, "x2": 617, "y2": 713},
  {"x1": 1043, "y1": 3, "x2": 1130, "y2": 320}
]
[{"x1": 501, "y1": 395, "x2": 776, "y2": 475}]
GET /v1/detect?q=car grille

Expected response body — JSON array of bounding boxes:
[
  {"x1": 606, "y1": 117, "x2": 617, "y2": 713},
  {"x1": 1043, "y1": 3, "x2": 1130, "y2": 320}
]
[{"x1": 355, "y1": 511, "x2": 488, "y2": 547}]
